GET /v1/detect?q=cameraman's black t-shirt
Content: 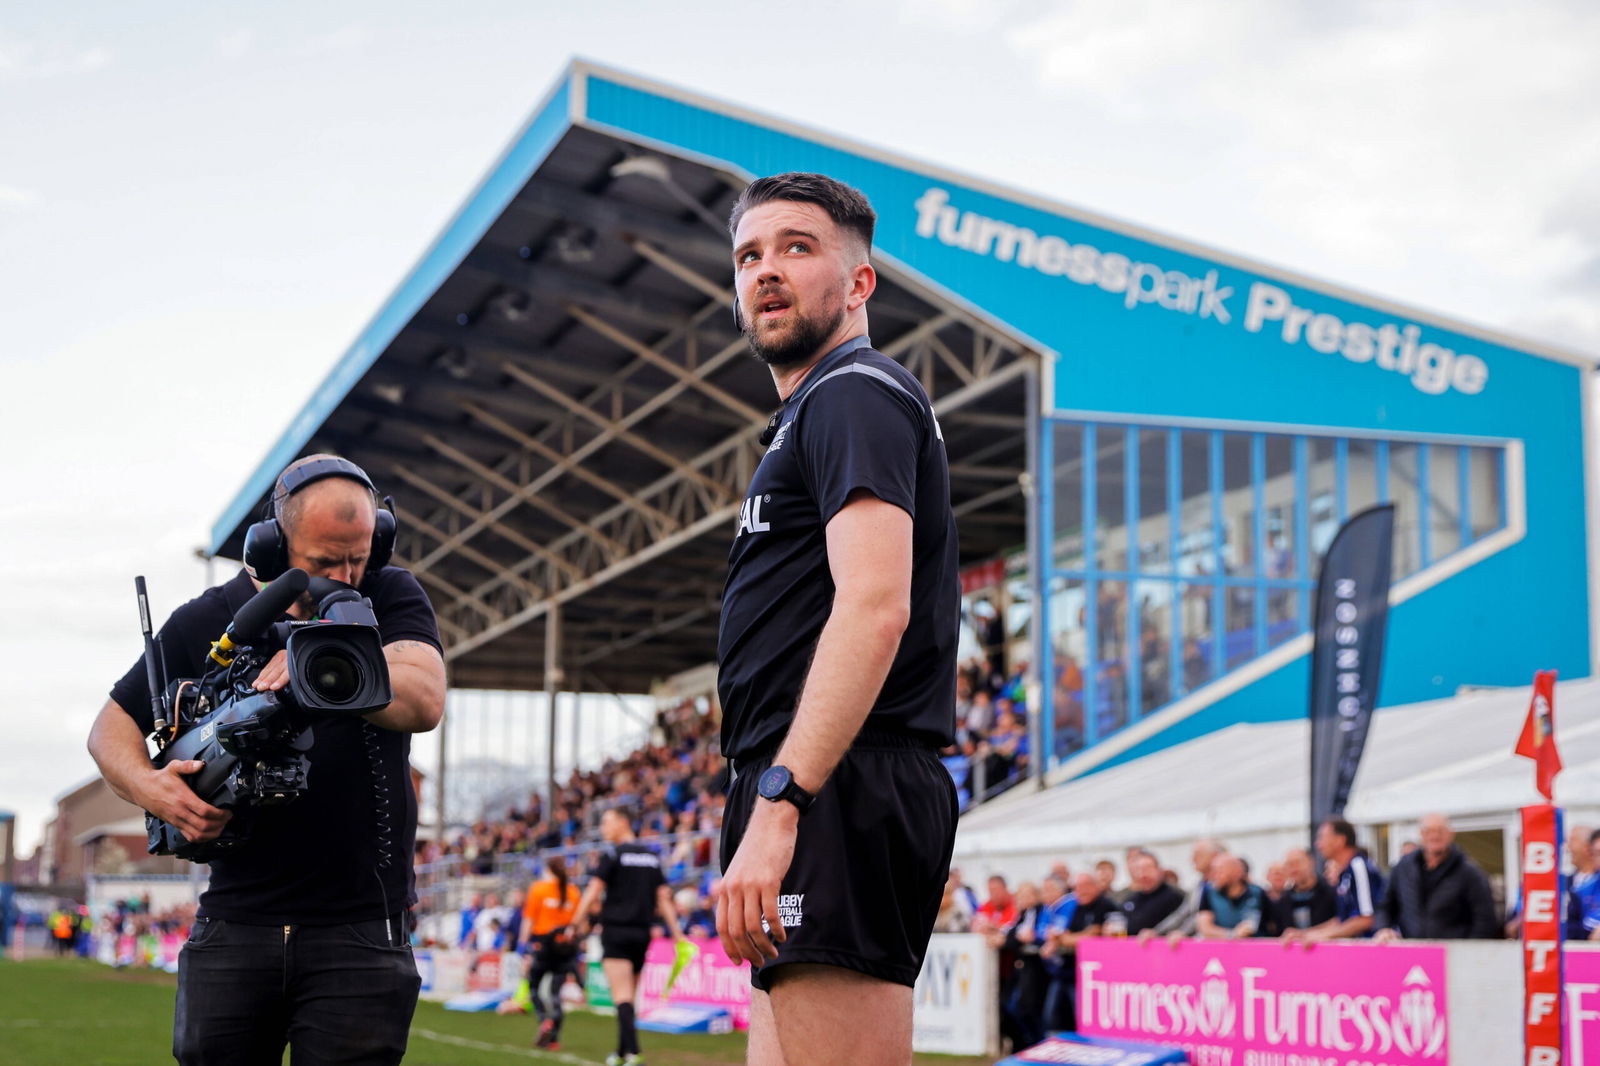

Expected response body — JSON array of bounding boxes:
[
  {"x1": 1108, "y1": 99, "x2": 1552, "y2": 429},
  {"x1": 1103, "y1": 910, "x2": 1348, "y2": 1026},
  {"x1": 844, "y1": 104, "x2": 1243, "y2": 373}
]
[
  {"x1": 593, "y1": 842, "x2": 665, "y2": 928},
  {"x1": 717, "y1": 336, "x2": 959, "y2": 762},
  {"x1": 109, "y1": 566, "x2": 442, "y2": 925}
]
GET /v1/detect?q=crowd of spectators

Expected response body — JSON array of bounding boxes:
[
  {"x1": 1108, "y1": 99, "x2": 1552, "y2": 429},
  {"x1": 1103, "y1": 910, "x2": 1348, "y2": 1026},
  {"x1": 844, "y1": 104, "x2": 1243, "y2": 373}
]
[
  {"x1": 944, "y1": 814, "x2": 1521, "y2": 1055},
  {"x1": 947, "y1": 652, "x2": 1032, "y2": 804},
  {"x1": 413, "y1": 701, "x2": 729, "y2": 949},
  {"x1": 416, "y1": 703, "x2": 728, "y2": 882}
]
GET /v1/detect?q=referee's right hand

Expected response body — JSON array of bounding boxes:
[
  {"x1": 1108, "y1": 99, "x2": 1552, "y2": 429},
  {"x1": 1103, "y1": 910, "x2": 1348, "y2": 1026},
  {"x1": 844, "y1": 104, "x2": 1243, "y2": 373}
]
[{"x1": 716, "y1": 801, "x2": 797, "y2": 966}]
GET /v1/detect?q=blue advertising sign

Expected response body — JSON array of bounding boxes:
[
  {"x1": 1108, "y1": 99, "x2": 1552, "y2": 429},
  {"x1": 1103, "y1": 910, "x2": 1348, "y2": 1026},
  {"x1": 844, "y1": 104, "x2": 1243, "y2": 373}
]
[{"x1": 996, "y1": 1032, "x2": 1189, "y2": 1065}]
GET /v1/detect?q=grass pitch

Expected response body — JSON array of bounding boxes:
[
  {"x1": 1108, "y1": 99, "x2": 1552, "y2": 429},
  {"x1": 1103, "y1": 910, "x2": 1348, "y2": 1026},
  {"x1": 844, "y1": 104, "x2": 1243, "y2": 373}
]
[{"x1": 0, "y1": 957, "x2": 994, "y2": 1065}]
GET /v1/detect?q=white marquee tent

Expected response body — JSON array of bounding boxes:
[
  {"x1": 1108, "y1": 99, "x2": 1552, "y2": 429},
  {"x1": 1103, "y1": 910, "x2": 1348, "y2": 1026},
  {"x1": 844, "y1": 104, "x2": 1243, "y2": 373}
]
[{"x1": 953, "y1": 677, "x2": 1600, "y2": 889}]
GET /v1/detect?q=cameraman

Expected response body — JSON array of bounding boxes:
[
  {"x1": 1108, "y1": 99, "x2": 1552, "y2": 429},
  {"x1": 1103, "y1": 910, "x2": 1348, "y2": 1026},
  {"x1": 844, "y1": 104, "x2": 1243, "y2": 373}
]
[{"x1": 87, "y1": 454, "x2": 446, "y2": 1066}]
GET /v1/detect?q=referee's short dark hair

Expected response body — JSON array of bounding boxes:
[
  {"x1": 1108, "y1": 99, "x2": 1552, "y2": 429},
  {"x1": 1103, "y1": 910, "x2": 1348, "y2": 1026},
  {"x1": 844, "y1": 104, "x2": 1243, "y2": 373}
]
[
  {"x1": 728, "y1": 173, "x2": 876, "y2": 258},
  {"x1": 606, "y1": 804, "x2": 637, "y2": 829},
  {"x1": 1322, "y1": 817, "x2": 1358, "y2": 849}
]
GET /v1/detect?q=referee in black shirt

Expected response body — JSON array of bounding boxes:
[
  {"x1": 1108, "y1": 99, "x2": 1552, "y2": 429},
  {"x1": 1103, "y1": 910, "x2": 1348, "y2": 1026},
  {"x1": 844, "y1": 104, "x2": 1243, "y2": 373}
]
[
  {"x1": 574, "y1": 808, "x2": 688, "y2": 1066},
  {"x1": 716, "y1": 173, "x2": 960, "y2": 1065}
]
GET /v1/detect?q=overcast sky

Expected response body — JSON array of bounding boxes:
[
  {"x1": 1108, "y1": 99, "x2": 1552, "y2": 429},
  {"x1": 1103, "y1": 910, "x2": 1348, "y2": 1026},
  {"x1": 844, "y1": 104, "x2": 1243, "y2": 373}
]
[{"x1": 3, "y1": 0, "x2": 1596, "y2": 854}]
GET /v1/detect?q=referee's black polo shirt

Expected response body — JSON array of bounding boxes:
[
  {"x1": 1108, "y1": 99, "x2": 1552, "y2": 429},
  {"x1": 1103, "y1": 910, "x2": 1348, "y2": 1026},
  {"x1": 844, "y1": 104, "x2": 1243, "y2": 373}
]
[{"x1": 717, "y1": 335, "x2": 959, "y2": 764}]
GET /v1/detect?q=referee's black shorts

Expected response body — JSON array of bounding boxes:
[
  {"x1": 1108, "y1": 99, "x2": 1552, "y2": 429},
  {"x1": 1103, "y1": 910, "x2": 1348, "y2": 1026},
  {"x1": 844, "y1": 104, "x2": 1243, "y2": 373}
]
[
  {"x1": 720, "y1": 729, "x2": 959, "y2": 991},
  {"x1": 599, "y1": 924, "x2": 651, "y2": 974}
]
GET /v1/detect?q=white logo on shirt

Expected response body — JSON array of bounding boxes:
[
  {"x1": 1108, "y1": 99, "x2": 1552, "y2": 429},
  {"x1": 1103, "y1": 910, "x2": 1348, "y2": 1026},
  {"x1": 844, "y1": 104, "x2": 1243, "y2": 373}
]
[
  {"x1": 767, "y1": 421, "x2": 792, "y2": 453},
  {"x1": 738, "y1": 494, "x2": 771, "y2": 536},
  {"x1": 619, "y1": 852, "x2": 660, "y2": 868}
]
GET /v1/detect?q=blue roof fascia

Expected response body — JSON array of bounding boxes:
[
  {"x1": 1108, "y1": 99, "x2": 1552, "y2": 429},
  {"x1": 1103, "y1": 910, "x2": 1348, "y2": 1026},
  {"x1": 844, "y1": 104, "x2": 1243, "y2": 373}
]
[{"x1": 208, "y1": 72, "x2": 581, "y2": 554}]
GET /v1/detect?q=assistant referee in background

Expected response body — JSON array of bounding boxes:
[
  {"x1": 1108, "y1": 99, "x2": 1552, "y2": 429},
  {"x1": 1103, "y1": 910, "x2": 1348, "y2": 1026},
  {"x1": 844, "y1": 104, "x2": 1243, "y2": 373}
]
[{"x1": 716, "y1": 172, "x2": 960, "y2": 1066}]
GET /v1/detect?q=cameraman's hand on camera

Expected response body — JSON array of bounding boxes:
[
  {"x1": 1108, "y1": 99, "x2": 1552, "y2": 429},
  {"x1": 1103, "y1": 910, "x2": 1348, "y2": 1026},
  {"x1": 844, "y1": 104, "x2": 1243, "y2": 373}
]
[
  {"x1": 141, "y1": 760, "x2": 232, "y2": 842},
  {"x1": 251, "y1": 649, "x2": 291, "y2": 692}
]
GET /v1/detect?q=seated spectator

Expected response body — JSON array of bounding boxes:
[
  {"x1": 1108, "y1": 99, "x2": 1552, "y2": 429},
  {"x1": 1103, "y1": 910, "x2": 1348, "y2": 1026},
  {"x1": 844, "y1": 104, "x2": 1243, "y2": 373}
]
[
  {"x1": 676, "y1": 887, "x2": 714, "y2": 939},
  {"x1": 934, "y1": 877, "x2": 969, "y2": 934},
  {"x1": 1273, "y1": 847, "x2": 1337, "y2": 935},
  {"x1": 1095, "y1": 859, "x2": 1127, "y2": 905},
  {"x1": 1265, "y1": 861, "x2": 1288, "y2": 903},
  {"x1": 1148, "y1": 838, "x2": 1225, "y2": 937},
  {"x1": 998, "y1": 877, "x2": 1049, "y2": 1043},
  {"x1": 1119, "y1": 851, "x2": 1184, "y2": 934},
  {"x1": 1039, "y1": 875, "x2": 1078, "y2": 1032},
  {"x1": 1569, "y1": 828, "x2": 1600, "y2": 941},
  {"x1": 967, "y1": 691, "x2": 995, "y2": 738},
  {"x1": 984, "y1": 710, "x2": 1028, "y2": 784},
  {"x1": 1196, "y1": 854, "x2": 1275, "y2": 939},
  {"x1": 459, "y1": 893, "x2": 483, "y2": 948},
  {"x1": 974, "y1": 875, "x2": 1018, "y2": 934},
  {"x1": 1290, "y1": 818, "x2": 1386, "y2": 941},
  {"x1": 1001, "y1": 881, "x2": 1051, "y2": 1051},
  {"x1": 473, "y1": 893, "x2": 511, "y2": 951},
  {"x1": 947, "y1": 868, "x2": 979, "y2": 930},
  {"x1": 1375, "y1": 813, "x2": 1498, "y2": 941},
  {"x1": 1043, "y1": 874, "x2": 1116, "y2": 1031}
]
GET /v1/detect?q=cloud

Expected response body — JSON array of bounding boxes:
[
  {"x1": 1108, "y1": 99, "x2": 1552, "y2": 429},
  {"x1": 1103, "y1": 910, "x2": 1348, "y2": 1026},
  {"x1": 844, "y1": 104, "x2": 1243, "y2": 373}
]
[
  {"x1": 931, "y1": 0, "x2": 1600, "y2": 352},
  {"x1": 293, "y1": 24, "x2": 370, "y2": 58},
  {"x1": 0, "y1": 184, "x2": 37, "y2": 208},
  {"x1": 0, "y1": 34, "x2": 110, "y2": 80},
  {"x1": 216, "y1": 28, "x2": 256, "y2": 60}
]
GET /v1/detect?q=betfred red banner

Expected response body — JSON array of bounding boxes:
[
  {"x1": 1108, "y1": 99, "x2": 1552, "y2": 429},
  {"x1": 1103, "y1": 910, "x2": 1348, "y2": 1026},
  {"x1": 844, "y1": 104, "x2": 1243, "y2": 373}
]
[{"x1": 1521, "y1": 804, "x2": 1563, "y2": 1065}]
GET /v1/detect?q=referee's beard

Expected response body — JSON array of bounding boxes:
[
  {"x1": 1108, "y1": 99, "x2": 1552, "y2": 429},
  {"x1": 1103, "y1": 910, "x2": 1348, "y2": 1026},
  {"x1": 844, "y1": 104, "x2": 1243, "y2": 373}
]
[{"x1": 742, "y1": 300, "x2": 845, "y2": 369}]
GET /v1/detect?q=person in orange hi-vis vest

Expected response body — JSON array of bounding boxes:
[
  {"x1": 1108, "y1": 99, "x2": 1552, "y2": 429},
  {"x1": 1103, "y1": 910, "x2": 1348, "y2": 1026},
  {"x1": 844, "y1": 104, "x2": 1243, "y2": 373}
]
[{"x1": 517, "y1": 857, "x2": 582, "y2": 1051}]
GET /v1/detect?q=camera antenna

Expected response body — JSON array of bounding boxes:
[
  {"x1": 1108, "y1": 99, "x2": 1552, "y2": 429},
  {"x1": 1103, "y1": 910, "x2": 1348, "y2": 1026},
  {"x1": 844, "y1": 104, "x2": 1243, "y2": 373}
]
[{"x1": 135, "y1": 576, "x2": 170, "y2": 738}]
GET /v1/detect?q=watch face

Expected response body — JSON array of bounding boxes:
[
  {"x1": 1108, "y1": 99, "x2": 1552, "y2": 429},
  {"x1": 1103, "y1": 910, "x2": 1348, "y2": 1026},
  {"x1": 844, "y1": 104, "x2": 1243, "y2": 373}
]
[{"x1": 758, "y1": 766, "x2": 790, "y2": 799}]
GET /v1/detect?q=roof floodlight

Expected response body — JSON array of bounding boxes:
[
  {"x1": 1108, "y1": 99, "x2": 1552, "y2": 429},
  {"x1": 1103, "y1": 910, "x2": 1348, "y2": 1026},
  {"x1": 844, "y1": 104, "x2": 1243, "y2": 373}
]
[
  {"x1": 610, "y1": 154, "x2": 724, "y2": 233},
  {"x1": 609, "y1": 155, "x2": 674, "y2": 182},
  {"x1": 553, "y1": 224, "x2": 596, "y2": 264},
  {"x1": 488, "y1": 289, "x2": 533, "y2": 323},
  {"x1": 431, "y1": 346, "x2": 473, "y2": 381}
]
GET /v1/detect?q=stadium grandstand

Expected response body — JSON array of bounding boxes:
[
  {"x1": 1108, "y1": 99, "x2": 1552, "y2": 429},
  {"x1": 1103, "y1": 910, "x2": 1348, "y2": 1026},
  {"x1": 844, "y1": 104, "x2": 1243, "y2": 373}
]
[{"x1": 188, "y1": 60, "x2": 1600, "y2": 918}]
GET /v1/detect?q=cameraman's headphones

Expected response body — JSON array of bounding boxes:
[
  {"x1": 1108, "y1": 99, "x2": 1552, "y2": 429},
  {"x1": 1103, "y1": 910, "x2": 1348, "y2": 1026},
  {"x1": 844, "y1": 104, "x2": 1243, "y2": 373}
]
[{"x1": 242, "y1": 456, "x2": 397, "y2": 582}]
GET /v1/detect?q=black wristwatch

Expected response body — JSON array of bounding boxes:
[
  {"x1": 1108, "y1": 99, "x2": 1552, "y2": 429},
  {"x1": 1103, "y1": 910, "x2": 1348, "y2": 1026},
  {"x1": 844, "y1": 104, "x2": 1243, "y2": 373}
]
[{"x1": 757, "y1": 765, "x2": 815, "y2": 814}]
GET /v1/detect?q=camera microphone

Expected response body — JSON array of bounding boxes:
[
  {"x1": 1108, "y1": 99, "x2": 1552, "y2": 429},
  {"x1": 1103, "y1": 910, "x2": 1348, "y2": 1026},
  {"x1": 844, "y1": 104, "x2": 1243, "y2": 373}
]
[{"x1": 210, "y1": 568, "x2": 309, "y2": 666}]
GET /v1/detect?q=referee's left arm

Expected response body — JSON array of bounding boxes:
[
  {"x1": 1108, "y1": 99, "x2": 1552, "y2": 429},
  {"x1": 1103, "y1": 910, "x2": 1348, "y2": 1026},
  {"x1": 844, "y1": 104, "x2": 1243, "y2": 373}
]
[{"x1": 717, "y1": 489, "x2": 911, "y2": 966}]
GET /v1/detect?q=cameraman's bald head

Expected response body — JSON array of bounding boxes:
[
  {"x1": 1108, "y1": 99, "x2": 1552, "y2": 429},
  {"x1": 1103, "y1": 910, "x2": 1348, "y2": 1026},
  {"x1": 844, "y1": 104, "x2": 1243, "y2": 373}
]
[
  {"x1": 275, "y1": 455, "x2": 378, "y2": 591},
  {"x1": 274, "y1": 454, "x2": 378, "y2": 536}
]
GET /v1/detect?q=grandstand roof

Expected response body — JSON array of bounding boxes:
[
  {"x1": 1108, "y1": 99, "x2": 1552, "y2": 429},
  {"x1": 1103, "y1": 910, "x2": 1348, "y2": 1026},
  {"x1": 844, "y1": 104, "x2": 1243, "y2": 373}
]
[{"x1": 210, "y1": 62, "x2": 1041, "y2": 693}]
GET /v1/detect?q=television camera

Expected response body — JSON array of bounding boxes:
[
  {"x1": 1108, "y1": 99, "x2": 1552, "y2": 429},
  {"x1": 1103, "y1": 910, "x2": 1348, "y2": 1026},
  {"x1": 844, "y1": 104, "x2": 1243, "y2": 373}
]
[{"x1": 134, "y1": 568, "x2": 392, "y2": 861}]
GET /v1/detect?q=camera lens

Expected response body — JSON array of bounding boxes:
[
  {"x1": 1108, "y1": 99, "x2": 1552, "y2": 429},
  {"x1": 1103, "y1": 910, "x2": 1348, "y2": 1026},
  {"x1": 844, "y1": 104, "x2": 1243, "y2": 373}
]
[{"x1": 306, "y1": 650, "x2": 361, "y2": 704}]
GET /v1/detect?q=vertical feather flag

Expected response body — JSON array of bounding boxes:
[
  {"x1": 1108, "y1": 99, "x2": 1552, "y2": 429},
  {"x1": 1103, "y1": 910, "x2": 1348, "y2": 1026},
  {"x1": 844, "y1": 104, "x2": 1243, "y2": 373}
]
[{"x1": 1513, "y1": 669, "x2": 1562, "y2": 801}]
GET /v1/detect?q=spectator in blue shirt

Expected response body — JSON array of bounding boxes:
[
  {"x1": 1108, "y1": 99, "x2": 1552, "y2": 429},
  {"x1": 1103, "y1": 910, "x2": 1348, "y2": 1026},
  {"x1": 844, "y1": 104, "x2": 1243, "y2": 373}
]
[
  {"x1": 1569, "y1": 828, "x2": 1600, "y2": 941},
  {"x1": 1288, "y1": 818, "x2": 1386, "y2": 941},
  {"x1": 1039, "y1": 875, "x2": 1078, "y2": 1032}
]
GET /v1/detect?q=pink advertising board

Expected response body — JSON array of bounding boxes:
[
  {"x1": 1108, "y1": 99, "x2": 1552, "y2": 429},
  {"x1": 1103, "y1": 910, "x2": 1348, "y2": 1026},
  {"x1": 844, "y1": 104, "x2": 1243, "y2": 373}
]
[
  {"x1": 1078, "y1": 938, "x2": 1449, "y2": 1066},
  {"x1": 1567, "y1": 948, "x2": 1600, "y2": 1064},
  {"x1": 636, "y1": 936, "x2": 753, "y2": 1030}
]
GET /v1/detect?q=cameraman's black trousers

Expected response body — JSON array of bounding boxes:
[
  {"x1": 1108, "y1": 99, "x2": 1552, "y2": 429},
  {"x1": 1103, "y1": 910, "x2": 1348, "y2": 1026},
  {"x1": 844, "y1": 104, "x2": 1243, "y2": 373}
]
[{"x1": 174, "y1": 916, "x2": 419, "y2": 1066}]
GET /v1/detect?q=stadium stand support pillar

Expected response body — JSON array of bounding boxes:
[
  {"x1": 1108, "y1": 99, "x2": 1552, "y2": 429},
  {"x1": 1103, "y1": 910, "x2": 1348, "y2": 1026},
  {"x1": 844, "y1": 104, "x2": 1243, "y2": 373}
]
[
  {"x1": 545, "y1": 605, "x2": 565, "y2": 816},
  {"x1": 435, "y1": 698, "x2": 448, "y2": 838},
  {"x1": 1024, "y1": 359, "x2": 1047, "y2": 790}
]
